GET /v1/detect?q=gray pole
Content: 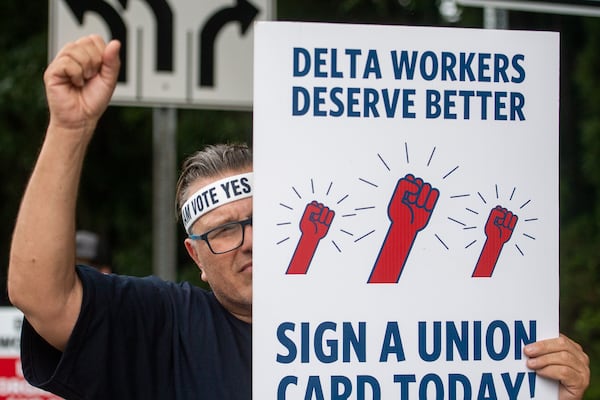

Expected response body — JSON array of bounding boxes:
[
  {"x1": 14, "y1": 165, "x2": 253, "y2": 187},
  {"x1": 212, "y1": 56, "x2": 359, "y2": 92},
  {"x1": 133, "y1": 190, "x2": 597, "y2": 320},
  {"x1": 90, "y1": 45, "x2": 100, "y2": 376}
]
[
  {"x1": 152, "y1": 107, "x2": 177, "y2": 281},
  {"x1": 484, "y1": 6, "x2": 509, "y2": 29}
]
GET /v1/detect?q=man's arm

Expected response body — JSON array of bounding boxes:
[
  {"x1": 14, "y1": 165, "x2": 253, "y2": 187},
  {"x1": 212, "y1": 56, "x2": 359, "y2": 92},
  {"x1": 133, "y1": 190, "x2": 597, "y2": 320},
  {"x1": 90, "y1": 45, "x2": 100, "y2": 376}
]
[
  {"x1": 7, "y1": 35, "x2": 120, "y2": 351},
  {"x1": 525, "y1": 334, "x2": 590, "y2": 400}
]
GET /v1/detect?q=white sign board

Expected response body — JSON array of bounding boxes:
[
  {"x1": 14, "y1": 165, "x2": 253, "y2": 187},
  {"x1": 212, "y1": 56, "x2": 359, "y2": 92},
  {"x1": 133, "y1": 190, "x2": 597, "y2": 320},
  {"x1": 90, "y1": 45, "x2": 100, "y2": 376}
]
[
  {"x1": 253, "y1": 21, "x2": 559, "y2": 399},
  {"x1": 49, "y1": 0, "x2": 274, "y2": 109},
  {"x1": 0, "y1": 307, "x2": 60, "y2": 399}
]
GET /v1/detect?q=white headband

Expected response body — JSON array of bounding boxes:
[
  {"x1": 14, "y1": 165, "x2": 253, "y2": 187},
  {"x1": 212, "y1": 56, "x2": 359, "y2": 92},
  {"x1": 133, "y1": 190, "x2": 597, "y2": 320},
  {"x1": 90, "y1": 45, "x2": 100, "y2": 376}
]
[{"x1": 181, "y1": 172, "x2": 253, "y2": 233}]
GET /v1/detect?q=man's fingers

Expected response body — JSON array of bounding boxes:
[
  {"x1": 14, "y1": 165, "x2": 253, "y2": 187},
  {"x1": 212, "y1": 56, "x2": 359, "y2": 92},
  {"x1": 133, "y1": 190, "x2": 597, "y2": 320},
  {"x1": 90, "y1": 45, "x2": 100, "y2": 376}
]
[
  {"x1": 525, "y1": 335, "x2": 590, "y2": 398},
  {"x1": 526, "y1": 335, "x2": 576, "y2": 357},
  {"x1": 533, "y1": 364, "x2": 588, "y2": 400},
  {"x1": 75, "y1": 35, "x2": 105, "y2": 80},
  {"x1": 46, "y1": 56, "x2": 85, "y2": 88},
  {"x1": 547, "y1": 335, "x2": 589, "y2": 366},
  {"x1": 47, "y1": 35, "x2": 106, "y2": 88},
  {"x1": 52, "y1": 35, "x2": 121, "y2": 88},
  {"x1": 45, "y1": 49, "x2": 86, "y2": 88},
  {"x1": 527, "y1": 350, "x2": 587, "y2": 387},
  {"x1": 532, "y1": 364, "x2": 586, "y2": 393},
  {"x1": 527, "y1": 347, "x2": 580, "y2": 370},
  {"x1": 101, "y1": 39, "x2": 122, "y2": 85}
]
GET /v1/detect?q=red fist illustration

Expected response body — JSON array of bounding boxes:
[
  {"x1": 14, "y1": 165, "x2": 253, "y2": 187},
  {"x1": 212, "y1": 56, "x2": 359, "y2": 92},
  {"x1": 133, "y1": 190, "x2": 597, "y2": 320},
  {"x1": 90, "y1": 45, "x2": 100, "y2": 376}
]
[
  {"x1": 299, "y1": 201, "x2": 335, "y2": 241},
  {"x1": 473, "y1": 205, "x2": 518, "y2": 277},
  {"x1": 369, "y1": 174, "x2": 440, "y2": 283},
  {"x1": 287, "y1": 201, "x2": 335, "y2": 275},
  {"x1": 388, "y1": 174, "x2": 439, "y2": 234}
]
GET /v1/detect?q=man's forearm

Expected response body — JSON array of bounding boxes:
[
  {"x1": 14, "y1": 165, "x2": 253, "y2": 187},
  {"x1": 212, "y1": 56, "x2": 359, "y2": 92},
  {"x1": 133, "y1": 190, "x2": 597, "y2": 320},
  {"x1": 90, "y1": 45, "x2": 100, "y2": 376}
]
[
  {"x1": 7, "y1": 35, "x2": 120, "y2": 351},
  {"x1": 7, "y1": 127, "x2": 90, "y2": 346}
]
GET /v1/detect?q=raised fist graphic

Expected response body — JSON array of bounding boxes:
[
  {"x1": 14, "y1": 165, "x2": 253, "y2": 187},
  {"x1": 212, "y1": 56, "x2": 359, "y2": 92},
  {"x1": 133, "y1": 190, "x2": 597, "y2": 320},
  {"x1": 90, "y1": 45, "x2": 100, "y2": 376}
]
[
  {"x1": 286, "y1": 201, "x2": 335, "y2": 275},
  {"x1": 473, "y1": 205, "x2": 518, "y2": 277},
  {"x1": 368, "y1": 174, "x2": 440, "y2": 283}
]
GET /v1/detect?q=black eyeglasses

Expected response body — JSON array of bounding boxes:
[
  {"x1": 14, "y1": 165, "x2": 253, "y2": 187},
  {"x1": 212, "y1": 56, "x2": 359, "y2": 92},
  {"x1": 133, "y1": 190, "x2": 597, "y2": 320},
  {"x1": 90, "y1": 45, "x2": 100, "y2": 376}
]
[{"x1": 189, "y1": 217, "x2": 252, "y2": 254}]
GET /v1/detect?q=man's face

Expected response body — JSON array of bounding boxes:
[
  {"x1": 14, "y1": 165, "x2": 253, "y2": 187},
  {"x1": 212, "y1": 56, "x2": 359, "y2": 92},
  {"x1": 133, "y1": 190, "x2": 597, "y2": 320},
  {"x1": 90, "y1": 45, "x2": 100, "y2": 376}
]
[{"x1": 183, "y1": 169, "x2": 253, "y2": 323}]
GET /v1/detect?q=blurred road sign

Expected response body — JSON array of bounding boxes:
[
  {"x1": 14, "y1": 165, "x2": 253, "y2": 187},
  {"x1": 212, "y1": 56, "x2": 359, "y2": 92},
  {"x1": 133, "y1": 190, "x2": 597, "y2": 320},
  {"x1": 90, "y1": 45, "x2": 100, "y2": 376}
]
[
  {"x1": 457, "y1": 0, "x2": 600, "y2": 17},
  {"x1": 49, "y1": 0, "x2": 275, "y2": 110},
  {"x1": 0, "y1": 307, "x2": 62, "y2": 399}
]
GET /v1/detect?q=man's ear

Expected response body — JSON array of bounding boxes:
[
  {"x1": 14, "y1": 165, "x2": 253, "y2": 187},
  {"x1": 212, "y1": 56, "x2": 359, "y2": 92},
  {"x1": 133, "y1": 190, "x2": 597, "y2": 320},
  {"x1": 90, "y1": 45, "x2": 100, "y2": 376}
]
[
  {"x1": 184, "y1": 238, "x2": 204, "y2": 268},
  {"x1": 184, "y1": 239, "x2": 209, "y2": 282}
]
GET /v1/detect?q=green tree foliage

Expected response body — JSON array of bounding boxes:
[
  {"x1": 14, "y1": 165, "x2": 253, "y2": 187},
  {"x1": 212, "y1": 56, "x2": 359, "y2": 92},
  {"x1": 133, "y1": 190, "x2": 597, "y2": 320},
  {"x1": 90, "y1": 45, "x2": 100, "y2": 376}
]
[
  {"x1": 561, "y1": 17, "x2": 600, "y2": 400},
  {"x1": 0, "y1": 1, "x2": 49, "y2": 303},
  {"x1": 0, "y1": 2, "x2": 598, "y2": 395}
]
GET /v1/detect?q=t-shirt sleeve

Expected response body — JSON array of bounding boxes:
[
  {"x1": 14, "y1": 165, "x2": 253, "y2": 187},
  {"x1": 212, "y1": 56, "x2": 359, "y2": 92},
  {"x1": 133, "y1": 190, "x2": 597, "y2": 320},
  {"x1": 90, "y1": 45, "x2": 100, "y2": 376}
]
[{"x1": 20, "y1": 265, "x2": 178, "y2": 399}]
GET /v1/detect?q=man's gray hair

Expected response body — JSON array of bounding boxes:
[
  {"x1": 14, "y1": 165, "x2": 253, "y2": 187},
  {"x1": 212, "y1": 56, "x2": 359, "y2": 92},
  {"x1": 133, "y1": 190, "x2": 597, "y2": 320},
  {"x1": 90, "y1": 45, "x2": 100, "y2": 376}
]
[{"x1": 175, "y1": 143, "x2": 252, "y2": 218}]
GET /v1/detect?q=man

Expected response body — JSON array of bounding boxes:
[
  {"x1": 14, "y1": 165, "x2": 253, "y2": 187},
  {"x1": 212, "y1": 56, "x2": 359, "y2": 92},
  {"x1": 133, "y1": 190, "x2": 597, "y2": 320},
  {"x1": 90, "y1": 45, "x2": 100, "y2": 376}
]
[{"x1": 7, "y1": 35, "x2": 589, "y2": 399}]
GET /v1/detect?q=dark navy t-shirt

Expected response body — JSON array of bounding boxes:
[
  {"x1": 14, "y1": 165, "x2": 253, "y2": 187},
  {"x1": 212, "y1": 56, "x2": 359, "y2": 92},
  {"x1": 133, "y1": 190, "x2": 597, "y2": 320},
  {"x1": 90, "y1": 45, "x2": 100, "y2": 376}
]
[{"x1": 20, "y1": 266, "x2": 251, "y2": 400}]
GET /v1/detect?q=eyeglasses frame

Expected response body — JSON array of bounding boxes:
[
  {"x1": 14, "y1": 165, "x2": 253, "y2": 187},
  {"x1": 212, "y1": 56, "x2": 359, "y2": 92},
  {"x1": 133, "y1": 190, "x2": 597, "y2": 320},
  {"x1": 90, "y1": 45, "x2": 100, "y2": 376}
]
[{"x1": 188, "y1": 217, "x2": 253, "y2": 254}]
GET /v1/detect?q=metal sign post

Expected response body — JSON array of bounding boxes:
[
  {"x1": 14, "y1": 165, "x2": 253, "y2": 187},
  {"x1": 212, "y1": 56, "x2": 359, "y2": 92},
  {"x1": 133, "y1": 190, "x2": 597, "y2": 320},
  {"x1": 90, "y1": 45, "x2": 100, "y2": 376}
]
[
  {"x1": 153, "y1": 107, "x2": 177, "y2": 282},
  {"x1": 484, "y1": 6, "x2": 509, "y2": 29}
]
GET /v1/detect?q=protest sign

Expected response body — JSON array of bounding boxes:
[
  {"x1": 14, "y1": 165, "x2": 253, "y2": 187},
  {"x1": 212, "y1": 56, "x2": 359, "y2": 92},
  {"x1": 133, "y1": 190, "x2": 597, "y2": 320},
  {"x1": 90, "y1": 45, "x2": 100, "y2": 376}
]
[
  {"x1": 0, "y1": 307, "x2": 60, "y2": 399},
  {"x1": 253, "y1": 21, "x2": 559, "y2": 399}
]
